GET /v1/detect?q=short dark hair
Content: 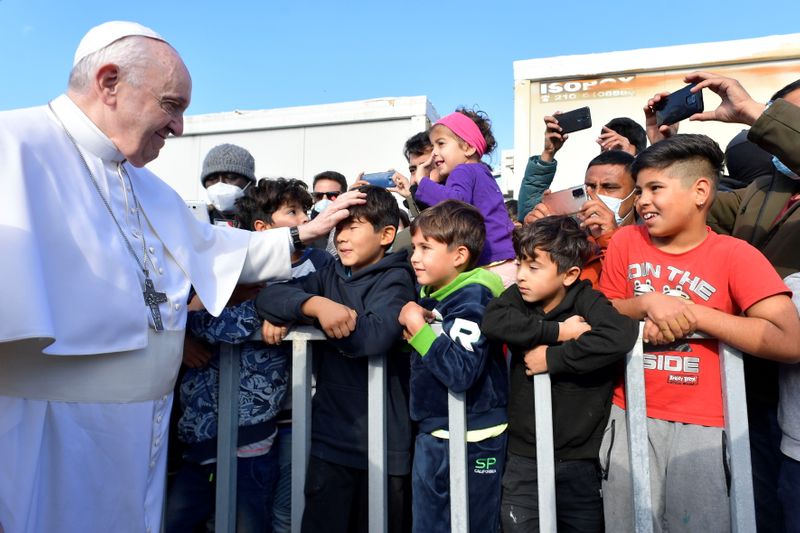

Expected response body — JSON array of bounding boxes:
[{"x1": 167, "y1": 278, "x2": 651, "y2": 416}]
[
  {"x1": 770, "y1": 79, "x2": 800, "y2": 102},
  {"x1": 235, "y1": 178, "x2": 312, "y2": 231},
  {"x1": 398, "y1": 209, "x2": 411, "y2": 229},
  {"x1": 604, "y1": 117, "x2": 647, "y2": 154},
  {"x1": 587, "y1": 150, "x2": 635, "y2": 172},
  {"x1": 513, "y1": 216, "x2": 593, "y2": 273},
  {"x1": 343, "y1": 185, "x2": 401, "y2": 237},
  {"x1": 410, "y1": 200, "x2": 486, "y2": 270},
  {"x1": 505, "y1": 199, "x2": 519, "y2": 220},
  {"x1": 631, "y1": 134, "x2": 724, "y2": 188},
  {"x1": 403, "y1": 131, "x2": 432, "y2": 161},
  {"x1": 312, "y1": 171, "x2": 347, "y2": 192}
]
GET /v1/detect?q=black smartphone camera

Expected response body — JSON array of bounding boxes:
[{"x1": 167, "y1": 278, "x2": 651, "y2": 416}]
[
  {"x1": 655, "y1": 84, "x2": 704, "y2": 127},
  {"x1": 555, "y1": 107, "x2": 592, "y2": 134}
]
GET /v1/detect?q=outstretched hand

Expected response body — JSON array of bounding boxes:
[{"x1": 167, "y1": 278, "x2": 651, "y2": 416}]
[
  {"x1": 542, "y1": 114, "x2": 568, "y2": 162},
  {"x1": 684, "y1": 71, "x2": 766, "y2": 126},
  {"x1": 596, "y1": 126, "x2": 633, "y2": 153},
  {"x1": 297, "y1": 190, "x2": 366, "y2": 243},
  {"x1": 644, "y1": 91, "x2": 679, "y2": 145}
]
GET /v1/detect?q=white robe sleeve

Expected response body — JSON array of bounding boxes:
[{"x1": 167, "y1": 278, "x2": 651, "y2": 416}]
[{"x1": 239, "y1": 227, "x2": 293, "y2": 284}]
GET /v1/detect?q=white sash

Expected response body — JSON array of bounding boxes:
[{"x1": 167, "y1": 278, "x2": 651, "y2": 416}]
[{"x1": 0, "y1": 329, "x2": 184, "y2": 403}]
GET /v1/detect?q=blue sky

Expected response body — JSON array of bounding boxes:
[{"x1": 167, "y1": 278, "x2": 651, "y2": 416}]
[{"x1": 2, "y1": 0, "x2": 799, "y2": 166}]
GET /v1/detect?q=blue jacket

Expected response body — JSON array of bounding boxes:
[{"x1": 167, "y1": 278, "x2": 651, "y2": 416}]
[
  {"x1": 178, "y1": 248, "x2": 333, "y2": 462},
  {"x1": 255, "y1": 250, "x2": 416, "y2": 475},
  {"x1": 408, "y1": 268, "x2": 508, "y2": 434}
]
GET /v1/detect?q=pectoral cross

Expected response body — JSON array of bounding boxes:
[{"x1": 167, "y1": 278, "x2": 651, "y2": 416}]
[{"x1": 143, "y1": 275, "x2": 168, "y2": 331}]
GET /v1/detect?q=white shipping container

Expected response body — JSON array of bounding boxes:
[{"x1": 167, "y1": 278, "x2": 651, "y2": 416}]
[
  {"x1": 512, "y1": 33, "x2": 800, "y2": 196},
  {"x1": 147, "y1": 96, "x2": 438, "y2": 202}
]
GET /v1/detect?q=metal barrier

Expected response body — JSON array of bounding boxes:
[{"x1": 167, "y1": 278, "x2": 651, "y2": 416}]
[
  {"x1": 213, "y1": 326, "x2": 471, "y2": 533},
  {"x1": 531, "y1": 324, "x2": 756, "y2": 533},
  {"x1": 210, "y1": 323, "x2": 756, "y2": 533}
]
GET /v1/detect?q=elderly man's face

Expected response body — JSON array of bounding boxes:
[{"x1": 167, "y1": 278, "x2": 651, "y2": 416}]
[{"x1": 113, "y1": 41, "x2": 192, "y2": 167}]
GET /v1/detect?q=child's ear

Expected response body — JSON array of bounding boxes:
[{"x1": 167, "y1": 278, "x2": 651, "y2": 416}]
[
  {"x1": 461, "y1": 141, "x2": 478, "y2": 160},
  {"x1": 562, "y1": 266, "x2": 581, "y2": 287},
  {"x1": 379, "y1": 225, "x2": 397, "y2": 246},
  {"x1": 452, "y1": 245, "x2": 471, "y2": 269},
  {"x1": 694, "y1": 177, "x2": 712, "y2": 209},
  {"x1": 253, "y1": 219, "x2": 271, "y2": 232}
]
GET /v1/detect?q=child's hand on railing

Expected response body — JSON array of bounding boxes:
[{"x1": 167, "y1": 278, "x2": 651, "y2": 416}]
[
  {"x1": 302, "y1": 296, "x2": 358, "y2": 339},
  {"x1": 261, "y1": 319, "x2": 289, "y2": 345},
  {"x1": 398, "y1": 301, "x2": 434, "y2": 340},
  {"x1": 639, "y1": 293, "x2": 696, "y2": 343}
]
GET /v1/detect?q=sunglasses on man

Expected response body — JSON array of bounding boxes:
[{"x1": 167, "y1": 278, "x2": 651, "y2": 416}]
[{"x1": 312, "y1": 191, "x2": 341, "y2": 201}]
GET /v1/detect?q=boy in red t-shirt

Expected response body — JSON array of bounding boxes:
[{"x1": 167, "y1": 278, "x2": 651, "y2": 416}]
[{"x1": 598, "y1": 134, "x2": 800, "y2": 532}]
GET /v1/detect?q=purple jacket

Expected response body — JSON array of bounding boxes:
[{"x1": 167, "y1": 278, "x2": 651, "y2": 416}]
[{"x1": 415, "y1": 163, "x2": 515, "y2": 265}]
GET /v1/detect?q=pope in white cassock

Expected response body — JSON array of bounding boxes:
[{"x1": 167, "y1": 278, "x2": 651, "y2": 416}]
[{"x1": 0, "y1": 21, "x2": 362, "y2": 533}]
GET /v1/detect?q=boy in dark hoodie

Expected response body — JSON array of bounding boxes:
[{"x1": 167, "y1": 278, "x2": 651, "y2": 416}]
[
  {"x1": 398, "y1": 200, "x2": 508, "y2": 533},
  {"x1": 255, "y1": 186, "x2": 415, "y2": 533},
  {"x1": 481, "y1": 216, "x2": 638, "y2": 533}
]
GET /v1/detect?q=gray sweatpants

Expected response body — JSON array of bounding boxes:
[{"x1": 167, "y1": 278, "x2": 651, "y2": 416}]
[{"x1": 599, "y1": 404, "x2": 730, "y2": 533}]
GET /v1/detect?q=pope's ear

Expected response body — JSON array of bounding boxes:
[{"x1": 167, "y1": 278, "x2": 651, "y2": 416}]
[{"x1": 95, "y1": 64, "x2": 121, "y2": 105}]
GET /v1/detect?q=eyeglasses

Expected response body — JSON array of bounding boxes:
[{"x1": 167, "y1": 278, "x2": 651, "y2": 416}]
[{"x1": 312, "y1": 191, "x2": 341, "y2": 201}]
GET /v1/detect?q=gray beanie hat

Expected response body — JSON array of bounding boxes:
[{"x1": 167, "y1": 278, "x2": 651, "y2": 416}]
[{"x1": 201, "y1": 144, "x2": 256, "y2": 185}]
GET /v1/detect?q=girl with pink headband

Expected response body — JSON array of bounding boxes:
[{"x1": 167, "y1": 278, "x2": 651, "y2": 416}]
[{"x1": 414, "y1": 108, "x2": 517, "y2": 286}]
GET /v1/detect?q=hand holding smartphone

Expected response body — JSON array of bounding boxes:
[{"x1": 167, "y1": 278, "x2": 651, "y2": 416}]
[
  {"x1": 361, "y1": 171, "x2": 395, "y2": 188},
  {"x1": 542, "y1": 186, "x2": 587, "y2": 216},
  {"x1": 554, "y1": 107, "x2": 592, "y2": 134},
  {"x1": 655, "y1": 84, "x2": 704, "y2": 127}
]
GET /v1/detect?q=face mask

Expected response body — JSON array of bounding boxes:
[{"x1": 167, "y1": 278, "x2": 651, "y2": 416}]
[
  {"x1": 772, "y1": 156, "x2": 800, "y2": 180},
  {"x1": 313, "y1": 198, "x2": 332, "y2": 213},
  {"x1": 597, "y1": 188, "x2": 636, "y2": 226},
  {"x1": 206, "y1": 181, "x2": 246, "y2": 212}
]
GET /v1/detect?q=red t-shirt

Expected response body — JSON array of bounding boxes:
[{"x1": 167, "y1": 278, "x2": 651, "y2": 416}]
[{"x1": 599, "y1": 225, "x2": 789, "y2": 427}]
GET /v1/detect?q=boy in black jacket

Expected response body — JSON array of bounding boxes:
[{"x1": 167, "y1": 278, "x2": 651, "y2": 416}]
[
  {"x1": 255, "y1": 186, "x2": 415, "y2": 533},
  {"x1": 481, "y1": 216, "x2": 638, "y2": 533},
  {"x1": 398, "y1": 200, "x2": 508, "y2": 533}
]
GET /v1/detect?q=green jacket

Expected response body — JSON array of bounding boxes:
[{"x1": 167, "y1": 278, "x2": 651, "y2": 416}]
[
  {"x1": 748, "y1": 98, "x2": 800, "y2": 174},
  {"x1": 708, "y1": 98, "x2": 800, "y2": 279},
  {"x1": 517, "y1": 155, "x2": 557, "y2": 222}
]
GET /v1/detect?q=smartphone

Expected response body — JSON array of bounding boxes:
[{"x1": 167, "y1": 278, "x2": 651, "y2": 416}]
[
  {"x1": 542, "y1": 186, "x2": 587, "y2": 216},
  {"x1": 554, "y1": 107, "x2": 592, "y2": 134},
  {"x1": 362, "y1": 171, "x2": 395, "y2": 188},
  {"x1": 655, "y1": 83, "x2": 704, "y2": 127},
  {"x1": 187, "y1": 200, "x2": 210, "y2": 224}
]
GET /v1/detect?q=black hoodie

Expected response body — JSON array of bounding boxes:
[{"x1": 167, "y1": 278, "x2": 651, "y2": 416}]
[
  {"x1": 482, "y1": 279, "x2": 638, "y2": 461},
  {"x1": 255, "y1": 250, "x2": 415, "y2": 475}
]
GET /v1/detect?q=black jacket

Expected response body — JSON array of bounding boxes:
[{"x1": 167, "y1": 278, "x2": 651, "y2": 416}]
[
  {"x1": 255, "y1": 250, "x2": 415, "y2": 475},
  {"x1": 481, "y1": 279, "x2": 638, "y2": 460}
]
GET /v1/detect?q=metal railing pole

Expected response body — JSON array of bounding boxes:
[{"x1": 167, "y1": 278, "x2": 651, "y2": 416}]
[
  {"x1": 215, "y1": 342, "x2": 240, "y2": 533},
  {"x1": 448, "y1": 390, "x2": 470, "y2": 533},
  {"x1": 625, "y1": 323, "x2": 653, "y2": 533},
  {"x1": 719, "y1": 343, "x2": 756, "y2": 532},
  {"x1": 368, "y1": 355, "x2": 388, "y2": 533},
  {"x1": 287, "y1": 326, "x2": 323, "y2": 533},
  {"x1": 533, "y1": 373, "x2": 557, "y2": 533}
]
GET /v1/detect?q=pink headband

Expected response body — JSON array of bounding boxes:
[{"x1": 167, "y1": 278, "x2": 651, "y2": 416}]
[{"x1": 435, "y1": 112, "x2": 487, "y2": 157}]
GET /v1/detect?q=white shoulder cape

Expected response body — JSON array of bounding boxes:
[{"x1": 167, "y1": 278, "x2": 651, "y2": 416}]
[{"x1": 0, "y1": 98, "x2": 289, "y2": 356}]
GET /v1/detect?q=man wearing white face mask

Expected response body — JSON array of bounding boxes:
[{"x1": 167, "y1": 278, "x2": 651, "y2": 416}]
[
  {"x1": 201, "y1": 143, "x2": 256, "y2": 227},
  {"x1": 527, "y1": 150, "x2": 637, "y2": 286}
]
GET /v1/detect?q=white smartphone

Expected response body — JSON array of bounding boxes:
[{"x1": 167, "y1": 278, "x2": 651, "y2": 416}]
[{"x1": 186, "y1": 200, "x2": 211, "y2": 224}]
